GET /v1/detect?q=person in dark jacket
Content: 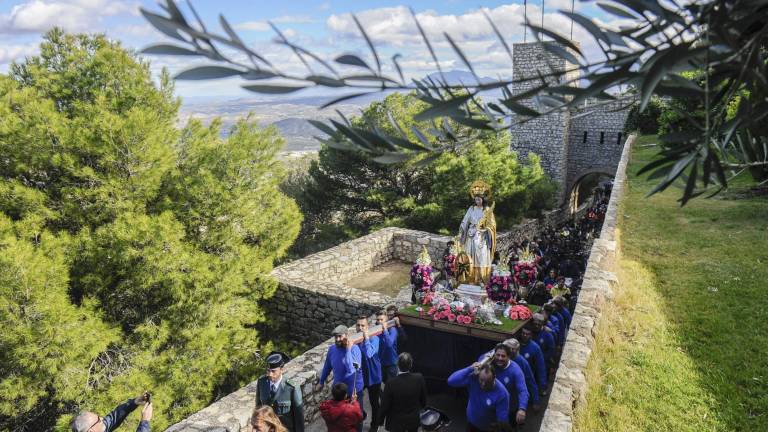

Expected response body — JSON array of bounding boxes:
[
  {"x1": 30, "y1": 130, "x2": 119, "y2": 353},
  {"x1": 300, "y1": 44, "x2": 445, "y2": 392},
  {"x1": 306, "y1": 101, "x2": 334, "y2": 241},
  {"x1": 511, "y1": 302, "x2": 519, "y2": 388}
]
[
  {"x1": 378, "y1": 353, "x2": 427, "y2": 432},
  {"x1": 70, "y1": 393, "x2": 152, "y2": 432},
  {"x1": 526, "y1": 282, "x2": 551, "y2": 306},
  {"x1": 255, "y1": 352, "x2": 304, "y2": 432},
  {"x1": 320, "y1": 383, "x2": 364, "y2": 432}
]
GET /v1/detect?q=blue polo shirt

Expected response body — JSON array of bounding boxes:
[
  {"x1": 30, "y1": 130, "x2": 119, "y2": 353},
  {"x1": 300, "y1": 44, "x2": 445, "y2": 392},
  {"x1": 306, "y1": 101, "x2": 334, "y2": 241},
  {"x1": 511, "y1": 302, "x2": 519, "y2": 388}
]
[
  {"x1": 379, "y1": 327, "x2": 399, "y2": 366},
  {"x1": 557, "y1": 308, "x2": 572, "y2": 328},
  {"x1": 520, "y1": 340, "x2": 547, "y2": 390},
  {"x1": 319, "y1": 344, "x2": 364, "y2": 396},
  {"x1": 447, "y1": 366, "x2": 510, "y2": 430},
  {"x1": 357, "y1": 335, "x2": 382, "y2": 387},
  {"x1": 533, "y1": 329, "x2": 556, "y2": 367},
  {"x1": 548, "y1": 318, "x2": 564, "y2": 346},
  {"x1": 514, "y1": 354, "x2": 540, "y2": 406}
]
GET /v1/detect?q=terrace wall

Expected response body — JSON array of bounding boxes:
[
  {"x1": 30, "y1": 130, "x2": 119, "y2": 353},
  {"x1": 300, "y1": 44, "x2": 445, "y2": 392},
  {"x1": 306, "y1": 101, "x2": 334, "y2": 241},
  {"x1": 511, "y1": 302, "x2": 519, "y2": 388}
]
[{"x1": 539, "y1": 134, "x2": 635, "y2": 431}]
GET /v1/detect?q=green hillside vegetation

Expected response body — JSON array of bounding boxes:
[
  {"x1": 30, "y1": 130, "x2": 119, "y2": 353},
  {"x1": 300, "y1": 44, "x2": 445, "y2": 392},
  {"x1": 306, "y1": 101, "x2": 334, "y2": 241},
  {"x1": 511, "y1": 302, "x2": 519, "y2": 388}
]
[
  {"x1": 574, "y1": 136, "x2": 768, "y2": 431},
  {"x1": 0, "y1": 30, "x2": 300, "y2": 431}
]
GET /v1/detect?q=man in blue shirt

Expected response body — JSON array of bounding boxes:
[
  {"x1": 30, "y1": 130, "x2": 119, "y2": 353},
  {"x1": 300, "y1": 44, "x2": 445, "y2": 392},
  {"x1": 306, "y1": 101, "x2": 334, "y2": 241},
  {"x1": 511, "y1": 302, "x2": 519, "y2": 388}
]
[
  {"x1": 530, "y1": 314, "x2": 557, "y2": 373},
  {"x1": 476, "y1": 342, "x2": 535, "y2": 419},
  {"x1": 317, "y1": 325, "x2": 364, "y2": 431},
  {"x1": 553, "y1": 296, "x2": 572, "y2": 328},
  {"x1": 489, "y1": 343, "x2": 528, "y2": 426},
  {"x1": 543, "y1": 303, "x2": 565, "y2": 347},
  {"x1": 520, "y1": 325, "x2": 548, "y2": 395},
  {"x1": 504, "y1": 338, "x2": 541, "y2": 411},
  {"x1": 356, "y1": 316, "x2": 383, "y2": 432},
  {"x1": 377, "y1": 310, "x2": 403, "y2": 382},
  {"x1": 448, "y1": 363, "x2": 510, "y2": 432}
]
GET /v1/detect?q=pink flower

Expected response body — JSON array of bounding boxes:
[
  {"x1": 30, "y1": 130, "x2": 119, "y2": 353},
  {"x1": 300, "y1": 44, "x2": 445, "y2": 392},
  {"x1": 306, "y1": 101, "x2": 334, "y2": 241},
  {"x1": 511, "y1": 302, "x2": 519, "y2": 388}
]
[
  {"x1": 447, "y1": 313, "x2": 456, "y2": 322},
  {"x1": 456, "y1": 305, "x2": 464, "y2": 312}
]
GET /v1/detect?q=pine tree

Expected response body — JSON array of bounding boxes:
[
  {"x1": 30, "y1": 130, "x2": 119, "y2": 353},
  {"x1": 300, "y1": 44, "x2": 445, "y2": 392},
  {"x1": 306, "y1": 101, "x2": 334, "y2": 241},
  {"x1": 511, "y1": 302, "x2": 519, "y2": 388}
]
[{"x1": 0, "y1": 30, "x2": 300, "y2": 431}]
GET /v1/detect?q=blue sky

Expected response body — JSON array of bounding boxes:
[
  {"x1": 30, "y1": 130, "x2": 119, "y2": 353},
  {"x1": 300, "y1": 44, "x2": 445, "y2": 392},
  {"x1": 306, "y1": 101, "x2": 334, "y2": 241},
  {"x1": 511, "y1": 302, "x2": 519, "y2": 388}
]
[{"x1": 0, "y1": 0, "x2": 615, "y2": 100}]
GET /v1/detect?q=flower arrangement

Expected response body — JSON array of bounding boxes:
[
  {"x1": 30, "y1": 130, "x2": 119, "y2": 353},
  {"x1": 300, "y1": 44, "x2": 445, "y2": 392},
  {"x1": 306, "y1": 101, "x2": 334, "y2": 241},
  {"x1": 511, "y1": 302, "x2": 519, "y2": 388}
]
[
  {"x1": 485, "y1": 272, "x2": 512, "y2": 302},
  {"x1": 443, "y1": 253, "x2": 457, "y2": 277},
  {"x1": 513, "y1": 245, "x2": 538, "y2": 287},
  {"x1": 513, "y1": 262, "x2": 537, "y2": 287},
  {"x1": 427, "y1": 298, "x2": 477, "y2": 325},
  {"x1": 411, "y1": 246, "x2": 434, "y2": 293},
  {"x1": 507, "y1": 304, "x2": 533, "y2": 321}
]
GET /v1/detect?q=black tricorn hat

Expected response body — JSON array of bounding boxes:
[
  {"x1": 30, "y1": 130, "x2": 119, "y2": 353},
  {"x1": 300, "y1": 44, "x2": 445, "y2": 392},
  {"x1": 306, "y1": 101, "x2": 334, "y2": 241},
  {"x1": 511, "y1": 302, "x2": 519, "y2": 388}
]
[{"x1": 266, "y1": 351, "x2": 290, "y2": 369}]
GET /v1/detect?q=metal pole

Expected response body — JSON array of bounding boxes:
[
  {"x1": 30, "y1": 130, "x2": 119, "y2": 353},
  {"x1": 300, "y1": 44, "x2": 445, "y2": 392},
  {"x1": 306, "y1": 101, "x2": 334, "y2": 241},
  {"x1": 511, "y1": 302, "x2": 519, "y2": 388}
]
[
  {"x1": 541, "y1": 0, "x2": 545, "y2": 34},
  {"x1": 570, "y1": 0, "x2": 575, "y2": 40},
  {"x1": 523, "y1": 0, "x2": 528, "y2": 42}
]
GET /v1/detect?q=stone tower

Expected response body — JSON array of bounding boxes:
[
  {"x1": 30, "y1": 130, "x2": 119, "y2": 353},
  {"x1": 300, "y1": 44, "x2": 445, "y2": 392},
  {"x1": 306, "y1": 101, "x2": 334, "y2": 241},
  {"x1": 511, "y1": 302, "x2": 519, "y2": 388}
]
[{"x1": 508, "y1": 41, "x2": 581, "y2": 202}]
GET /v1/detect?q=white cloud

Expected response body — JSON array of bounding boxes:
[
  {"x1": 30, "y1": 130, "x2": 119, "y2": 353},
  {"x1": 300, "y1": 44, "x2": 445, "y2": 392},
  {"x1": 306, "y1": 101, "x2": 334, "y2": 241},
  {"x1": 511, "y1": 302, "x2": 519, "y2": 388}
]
[
  {"x1": 272, "y1": 15, "x2": 314, "y2": 24},
  {"x1": 234, "y1": 14, "x2": 314, "y2": 32},
  {"x1": 324, "y1": 4, "x2": 606, "y2": 80},
  {"x1": 234, "y1": 21, "x2": 270, "y2": 32},
  {"x1": 0, "y1": 42, "x2": 39, "y2": 64},
  {"x1": 326, "y1": 4, "x2": 586, "y2": 47},
  {"x1": 0, "y1": 0, "x2": 138, "y2": 34}
]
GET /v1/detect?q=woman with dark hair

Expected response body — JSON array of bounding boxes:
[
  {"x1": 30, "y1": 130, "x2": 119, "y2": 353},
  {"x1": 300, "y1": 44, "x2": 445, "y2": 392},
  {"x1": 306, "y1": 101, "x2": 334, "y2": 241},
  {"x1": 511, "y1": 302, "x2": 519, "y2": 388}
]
[{"x1": 248, "y1": 405, "x2": 288, "y2": 432}]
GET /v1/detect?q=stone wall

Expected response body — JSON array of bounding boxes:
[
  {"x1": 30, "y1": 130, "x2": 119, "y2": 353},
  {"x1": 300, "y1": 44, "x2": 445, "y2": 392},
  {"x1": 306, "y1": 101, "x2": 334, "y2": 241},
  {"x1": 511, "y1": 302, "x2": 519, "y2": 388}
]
[
  {"x1": 539, "y1": 134, "x2": 636, "y2": 432},
  {"x1": 495, "y1": 204, "x2": 589, "y2": 254},
  {"x1": 566, "y1": 99, "x2": 631, "y2": 196},
  {"x1": 265, "y1": 227, "x2": 452, "y2": 345}
]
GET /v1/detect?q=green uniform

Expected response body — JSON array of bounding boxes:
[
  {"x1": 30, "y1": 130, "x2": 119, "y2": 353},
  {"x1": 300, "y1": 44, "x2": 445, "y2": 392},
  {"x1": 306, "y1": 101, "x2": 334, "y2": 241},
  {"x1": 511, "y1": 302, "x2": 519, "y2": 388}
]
[{"x1": 256, "y1": 375, "x2": 304, "y2": 432}]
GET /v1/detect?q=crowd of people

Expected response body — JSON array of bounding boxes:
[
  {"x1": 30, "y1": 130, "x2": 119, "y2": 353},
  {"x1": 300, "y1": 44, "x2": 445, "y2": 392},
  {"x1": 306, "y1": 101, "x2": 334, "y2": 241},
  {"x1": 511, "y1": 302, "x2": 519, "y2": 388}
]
[{"x1": 74, "y1": 186, "x2": 611, "y2": 432}]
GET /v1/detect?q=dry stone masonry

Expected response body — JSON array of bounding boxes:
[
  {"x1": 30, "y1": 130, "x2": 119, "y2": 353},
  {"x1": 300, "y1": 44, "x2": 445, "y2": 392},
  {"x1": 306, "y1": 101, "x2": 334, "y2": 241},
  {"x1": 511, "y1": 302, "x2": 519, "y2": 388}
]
[
  {"x1": 509, "y1": 42, "x2": 629, "y2": 205},
  {"x1": 539, "y1": 134, "x2": 635, "y2": 432}
]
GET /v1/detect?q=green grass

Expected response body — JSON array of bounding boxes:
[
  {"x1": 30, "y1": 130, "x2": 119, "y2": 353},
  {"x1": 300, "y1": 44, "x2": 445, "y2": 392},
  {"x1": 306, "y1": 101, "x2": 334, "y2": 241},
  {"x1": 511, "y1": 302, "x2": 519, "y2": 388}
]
[{"x1": 574, "y1": 135, "x2": 768, "y2": 432}]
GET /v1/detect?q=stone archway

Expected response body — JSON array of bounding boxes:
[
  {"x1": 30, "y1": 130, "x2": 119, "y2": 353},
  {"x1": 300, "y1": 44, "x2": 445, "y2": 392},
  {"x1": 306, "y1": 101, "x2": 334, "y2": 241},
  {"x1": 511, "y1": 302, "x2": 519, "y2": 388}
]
[{"x1": 567, "y1": 168, "x2": 615, "y2": 213}]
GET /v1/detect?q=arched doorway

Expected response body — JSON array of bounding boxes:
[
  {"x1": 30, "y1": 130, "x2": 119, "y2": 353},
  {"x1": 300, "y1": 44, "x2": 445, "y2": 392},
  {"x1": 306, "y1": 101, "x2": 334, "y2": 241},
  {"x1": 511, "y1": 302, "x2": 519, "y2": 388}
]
[{"x1": 568, "y1": 171, "x2": 614, "y2": 214}]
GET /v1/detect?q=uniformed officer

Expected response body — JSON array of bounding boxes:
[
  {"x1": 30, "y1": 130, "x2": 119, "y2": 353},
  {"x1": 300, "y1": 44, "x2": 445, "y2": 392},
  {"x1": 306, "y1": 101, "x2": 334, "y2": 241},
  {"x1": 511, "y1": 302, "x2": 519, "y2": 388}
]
[{"x1": 256, "y1": 351, "x2": 305, "y2": 432}]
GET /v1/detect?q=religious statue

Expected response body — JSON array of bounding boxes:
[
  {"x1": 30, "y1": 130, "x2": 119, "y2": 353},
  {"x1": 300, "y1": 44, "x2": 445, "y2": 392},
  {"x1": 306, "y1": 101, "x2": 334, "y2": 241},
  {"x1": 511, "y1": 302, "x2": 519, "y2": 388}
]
[{"x1": 458, "y1": 180, "x2": 497, "y2": 285}]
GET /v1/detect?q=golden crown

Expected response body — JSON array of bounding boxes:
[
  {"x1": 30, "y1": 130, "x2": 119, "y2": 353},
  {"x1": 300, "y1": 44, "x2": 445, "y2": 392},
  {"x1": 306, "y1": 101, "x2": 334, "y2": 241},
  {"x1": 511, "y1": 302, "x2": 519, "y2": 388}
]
[{"x1": 469, "y1": 180, "x2": 492, "y2": 200}]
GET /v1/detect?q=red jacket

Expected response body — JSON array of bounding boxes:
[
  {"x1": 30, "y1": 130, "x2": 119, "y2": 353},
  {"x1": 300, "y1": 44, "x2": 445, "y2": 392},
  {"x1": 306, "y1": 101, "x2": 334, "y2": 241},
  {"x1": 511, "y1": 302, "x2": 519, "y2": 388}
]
[{"x1": 319, "y1": 399, "x2": 363, "y2": 432}]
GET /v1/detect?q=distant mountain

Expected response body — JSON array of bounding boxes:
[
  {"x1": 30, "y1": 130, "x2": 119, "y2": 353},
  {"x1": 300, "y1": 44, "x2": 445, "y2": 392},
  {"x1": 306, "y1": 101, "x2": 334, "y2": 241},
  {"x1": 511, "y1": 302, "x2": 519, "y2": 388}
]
[{"x1": 272, "y1": 117, "x2": 318, "y2": 137}]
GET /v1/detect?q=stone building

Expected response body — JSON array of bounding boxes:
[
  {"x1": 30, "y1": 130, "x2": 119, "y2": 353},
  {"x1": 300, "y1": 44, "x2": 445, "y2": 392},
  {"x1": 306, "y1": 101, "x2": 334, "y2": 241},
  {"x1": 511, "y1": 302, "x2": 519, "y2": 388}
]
[{"x1": 508, "y1": 41, "x2": 629, "y2": 208}]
